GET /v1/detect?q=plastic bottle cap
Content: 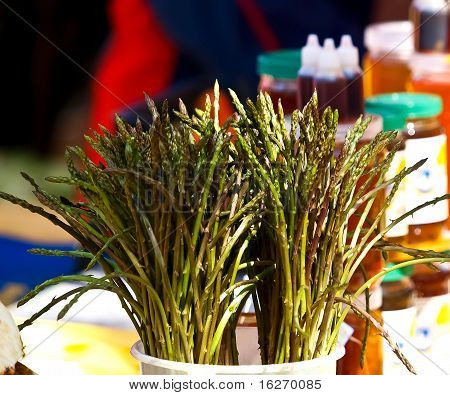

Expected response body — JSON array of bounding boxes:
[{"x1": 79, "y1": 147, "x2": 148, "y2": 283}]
[
  {"x1": 382, "y1": 263, "x2": 415, "y2": 282},
  {"x1": 301, "y1": 34, "x2": 321, "y2": 69},
  {"x1": 365, "y1": 92, "x2": 443, "y2": 130},
  {"x1": 364, "y1": 21, "x2": 413, "y2": 57},
  {"x1": 257, "y1": 49, "x2": 301, "y2": 79},
  {"x1": 337, "y1": 35, "x2": 360, "y2": 69},
  {"x1": 383, "y1": 267, "x2": 407, "y2": 283},
  {"x1": 317, "y1": 38, "x2": 341, "y2": 74}
]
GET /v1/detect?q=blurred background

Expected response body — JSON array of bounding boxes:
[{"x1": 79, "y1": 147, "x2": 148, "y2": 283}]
[
  {"x1": 0, "y1": 0, "x2": 411, "y2": 155},
  {"x1": 0, "y1": 0, "x2": 412, "y2": 297},
  {"x1": 2, "y1": 0, "x2": 450, "y2": 376}
]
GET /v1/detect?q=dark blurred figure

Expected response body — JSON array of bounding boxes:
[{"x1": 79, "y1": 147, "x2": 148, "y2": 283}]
[
  {"x1": 0, "y1": 0, "x2": 108, "y2": 153},
  {"x1": 88, "y1": 0, "x2": 412, "y2": 163},
  {"x1": 0, "y1": 0, "x2": 411, "y2": 157},
  {"x1": 90, "y1": 0, "x2": 376, "y2": 145}
]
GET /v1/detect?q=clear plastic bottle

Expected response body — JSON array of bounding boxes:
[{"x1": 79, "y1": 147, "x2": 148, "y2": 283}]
[
  {"x1": 411, "y1": 0, "x2": 450, "y2": 53},
  {"x1": 338, "y1": 35, "x2": 364, "y2": 121},
  {"x1": 363, "y1": 22, "x2": 413, "y2": 97},
  {"x1": 297, "y1": 34, "x2": 320, "y2": 110},
  {"x1": 314, "y1": 38, "x2": 348, "y2": 119}
]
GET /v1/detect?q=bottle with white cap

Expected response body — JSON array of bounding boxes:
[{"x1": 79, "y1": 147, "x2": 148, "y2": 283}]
[
  {"x1": 338, "y1": 34, "x2": 364, "y2": 120},
  {"x1": 314, "y1": 38, "x2": 348, "y2": 119},
  {"x1": 297, "y1": 34, "x2": 321, "y2": 109}
]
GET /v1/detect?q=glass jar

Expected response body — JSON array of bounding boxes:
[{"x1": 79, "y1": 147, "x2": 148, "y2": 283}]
[
  {"x1": 257, "y1": 49, "x2": 301, "y2": 117},
  {"x1": 336, "y1": 116, "x2": 386, "y2": 289},
  {"x1": 366, "y1": 93, "x2": 411, "y2": 258},
  {"x1": 381, "y1": 267, "x2": 417, "y2": 373},
  {"x1": 409, "y1": 54, "x2": 450, "y2": 227},
  {"x1": 411, "y1": 0, "x2": 450, "y2": 53},
  {"x1": 337, "y1": 286, "x2": 384, "y2": 375},
  {"x1": 405, "y1": 116, "x2": 447, "y2": 242},
  {"x1": 409, "y1": 236, "x2": 449, "y2": 298},
  {"x1": 366, "y1": 93, "x2": 448, "y2": 243},
  {"x1": 411, "y1": 256, "x2": 449, "y2": 351},
  {"x1": 385, "y1": 137, "x2": 409, "y2": 260},
  {"x1": 363, "y1": 22, "x2": 413, "y2": 97}
]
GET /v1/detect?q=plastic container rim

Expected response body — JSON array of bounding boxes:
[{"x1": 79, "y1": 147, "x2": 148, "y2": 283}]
[{"x1": 131, "y1": 340, "x2": 345, "y2": 374}]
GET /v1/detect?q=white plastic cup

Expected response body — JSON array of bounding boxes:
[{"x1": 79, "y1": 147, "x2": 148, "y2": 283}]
[{"x1": 130, "y1": 340, "x2": 345, "y2": 375}]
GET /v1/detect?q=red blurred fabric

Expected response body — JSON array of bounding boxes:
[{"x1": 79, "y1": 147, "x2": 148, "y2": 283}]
[{"x1": 87, "y1": 0, "x2": 177, "y2": 163}]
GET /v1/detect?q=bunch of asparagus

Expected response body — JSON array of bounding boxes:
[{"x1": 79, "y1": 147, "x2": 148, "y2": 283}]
[
  {"x1": 0, "y1": 87, "x2": 266, "y2": 364},
  {"x1": 2, "y1": 85, "x2": 449, "y2": 371},
  {"x1": 231, "y1": 91, "x2": 450, "y2": 372}
]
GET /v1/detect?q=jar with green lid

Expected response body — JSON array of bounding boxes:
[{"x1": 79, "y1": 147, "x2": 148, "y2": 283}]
[
  {"x1": 365, "y1": 93, "x2": 448, "y2": 244},
  {"x1": 382, "y1": 266, "x2": 416, "y2": 311},
  {"x1": 257, "y1": 49, "x2": 300, "y2": 116}
]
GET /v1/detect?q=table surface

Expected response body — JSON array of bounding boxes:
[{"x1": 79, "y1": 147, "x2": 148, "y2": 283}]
[
  {"x1": 0, "y1": 202, "x2": 74, "y2": 243},
  {"x1": 18, "y1": 319, "x2": 139, "y2": 375}
]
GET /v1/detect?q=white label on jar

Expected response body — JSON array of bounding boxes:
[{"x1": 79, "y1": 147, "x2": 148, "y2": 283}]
[
  {"x1": 385, "y1": 149, "x2": 409, "y2": 238},
  {"x1": 338, "y1": 322, "x2": 354, "y2": 346},
  {"x1": 405, "y1": 134, "x2": 448, "y2": 225},
  {"x1": 415, "y1": 294, "x2": 450, "y2": 351}
]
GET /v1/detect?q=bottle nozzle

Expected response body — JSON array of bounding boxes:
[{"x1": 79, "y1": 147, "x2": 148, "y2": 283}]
[
  {"x1": 306, "y1": 34, "x2": 319, "y2": 47},
  {"x1": 340, "y1": 34, "x2": 353, "y2": 48},
  {"x1": 301, "y1": 34, "x2": 321, "y2": 69},
  {"x1": 337, "y1": 34, "x2": 360, "y2": 69},
  {"x1": 317, "y1": 38, "x2": 342, "y2": 73},
  {"x1": 323, "y1": 38, "x2": 336, "y2": 51}
]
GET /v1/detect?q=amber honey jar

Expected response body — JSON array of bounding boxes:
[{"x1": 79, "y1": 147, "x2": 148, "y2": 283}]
[
  {"x1": 257, "y1": 49, "x2": 301, "y2": 118},
  {"x1": 366, "y1": 93, "x2": 448, "y2": 243},
  {"x1": 337, "y1": 286, "x2": 384, "y2": 375},
  {"x1": 336, "y1": 116, "x2": 386, "y2": 290},
  {"x1": 335, "y1": 118, "x2": 386, "y2": 375},
  {"x1": 381, "y1": 267, "x2": 417, "y2": 372},
  {"x1": 408, "y1": 54, "x2": 450, "y2": 228},
  {"x1": 363, "y1": 22, "x2": 413, "y2": 97},
  {"x1": 384, "y1": 137, "x2": 409, "y2": 261},
  {"x1": 409, "y1": 238, "x2": 450, "y2": 350}
]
